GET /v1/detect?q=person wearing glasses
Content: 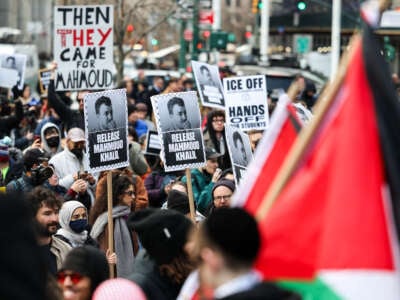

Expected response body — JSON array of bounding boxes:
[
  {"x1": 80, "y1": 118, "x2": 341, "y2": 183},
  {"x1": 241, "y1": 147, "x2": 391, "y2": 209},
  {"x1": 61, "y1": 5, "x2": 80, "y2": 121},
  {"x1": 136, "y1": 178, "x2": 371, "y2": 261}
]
[
  {"x1": 58, "y1": 246, "x2": 109, "y2": 300},
  {"x1": 205, "y1": 178, "x2": 235, "y2": 216},
  {"x1": 203, "y1": 110, "x2": 231, "y2": 170},
  {"x1": 90, "y1": 170, "x2": 138, "y2": 277},
  {"x1": 48, "y1": 61, "x2": 89, "y2": 131}
]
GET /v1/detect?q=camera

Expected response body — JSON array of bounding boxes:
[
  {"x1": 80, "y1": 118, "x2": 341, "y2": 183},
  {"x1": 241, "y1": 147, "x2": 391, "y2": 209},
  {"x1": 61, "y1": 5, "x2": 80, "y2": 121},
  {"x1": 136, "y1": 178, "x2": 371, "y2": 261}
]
[{"x1": 31, "y1": 164, "x2": 54, "y2": 186}]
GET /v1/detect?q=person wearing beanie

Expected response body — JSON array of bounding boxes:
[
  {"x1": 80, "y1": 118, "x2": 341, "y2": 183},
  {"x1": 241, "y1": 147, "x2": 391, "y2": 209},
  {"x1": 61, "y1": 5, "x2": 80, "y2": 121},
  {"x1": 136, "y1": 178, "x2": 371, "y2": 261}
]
[
  {"x1": 186, "y1": 207, "x2": 300, "y2": 300},
  {"x1": 205, "y1": 179, "x2": 236, "y2": 216},
  {"x1": 57, "y1": 246, "x2": 109, "y2": 300},
  {"x1": 127, "y1": 208, "x2": 196, "y2": 300}
]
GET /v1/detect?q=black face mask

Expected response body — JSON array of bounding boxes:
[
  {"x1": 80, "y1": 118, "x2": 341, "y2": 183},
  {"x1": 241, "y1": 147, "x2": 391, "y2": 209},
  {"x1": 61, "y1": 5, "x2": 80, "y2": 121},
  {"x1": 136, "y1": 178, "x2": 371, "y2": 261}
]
[
  {"x1": 46, "y1": 136, "x2": 59, "y2": 148},
  {"x1": 71, "y1": 148, "x2": 83, "y2": 160}
]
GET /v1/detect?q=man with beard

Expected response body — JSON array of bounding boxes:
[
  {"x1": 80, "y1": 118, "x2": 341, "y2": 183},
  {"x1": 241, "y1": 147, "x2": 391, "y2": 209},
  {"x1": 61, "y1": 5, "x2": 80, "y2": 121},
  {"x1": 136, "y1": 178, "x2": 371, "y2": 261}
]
[
  {"x1": 49, "y1": 128, "x2": 96, "y2": 193},
  {"x1": 27, "y1": 186, "x2": 71, "y2": 275}
]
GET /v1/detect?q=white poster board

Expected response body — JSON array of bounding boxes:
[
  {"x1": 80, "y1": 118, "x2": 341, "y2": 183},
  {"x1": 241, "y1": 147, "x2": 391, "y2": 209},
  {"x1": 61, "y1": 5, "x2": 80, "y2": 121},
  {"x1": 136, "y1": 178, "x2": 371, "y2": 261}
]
[
  {"x1": 151, "y1": 91, "x2": 206, "y2": 172},
  {"x1": 191, "y1": 60, "x2": 225, "y2": 108},
  {"x1": 0, "y1": 53, "x2": 27, "y2": 89},
  {"x1": 223, "y1": 75, "x2": 268, "y2": 131},
  {"x1": 54, "y1": 5, "x2": 114, "y2": 91},
  {"x1": 84, "y1": 88, "x2": 129, "y2": 173}
]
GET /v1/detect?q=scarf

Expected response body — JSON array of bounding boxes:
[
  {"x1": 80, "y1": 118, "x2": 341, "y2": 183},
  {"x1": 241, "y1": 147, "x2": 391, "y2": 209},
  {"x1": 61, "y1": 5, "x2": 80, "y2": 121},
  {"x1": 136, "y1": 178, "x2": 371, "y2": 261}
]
[
  {"x1": 57, "y1": 201, "x2": 88, "y2": 247},
  {"x1": 90, "y1": 205, "x2": 134, "y2": 277}
]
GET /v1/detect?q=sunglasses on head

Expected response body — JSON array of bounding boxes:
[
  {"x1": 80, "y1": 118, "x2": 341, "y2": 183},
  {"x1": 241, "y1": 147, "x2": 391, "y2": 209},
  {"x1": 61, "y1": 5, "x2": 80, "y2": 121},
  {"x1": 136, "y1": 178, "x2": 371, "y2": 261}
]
[{"x1": 57, "y1": 271, "x2": 83, "y2": 284}]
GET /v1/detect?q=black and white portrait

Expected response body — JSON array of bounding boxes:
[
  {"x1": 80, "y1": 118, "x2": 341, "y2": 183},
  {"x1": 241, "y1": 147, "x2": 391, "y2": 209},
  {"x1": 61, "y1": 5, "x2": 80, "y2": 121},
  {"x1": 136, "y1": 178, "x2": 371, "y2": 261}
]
[
  {"x1": 226, "y1": 125, "x2": 253, "y2": 168},
  {"x1": 84, "y1": 88, "x2": 129, "y2": 173},
  {"x1": 152, "y1": 91, "x2": 201, "y2": 133},
  {"x1": 192, "y1": 60, "x2": 224, "y2": 108},
  {"x1": 0, "y1": 53, "x2": 26, "y2": 89},
  {"x1": 151, "y1": 91, "x2": 206, "y2": 172}
]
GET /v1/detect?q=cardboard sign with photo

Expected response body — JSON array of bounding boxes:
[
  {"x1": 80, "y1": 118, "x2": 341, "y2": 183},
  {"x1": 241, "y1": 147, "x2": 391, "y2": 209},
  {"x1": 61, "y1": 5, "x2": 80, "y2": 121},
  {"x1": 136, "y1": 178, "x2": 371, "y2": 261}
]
[
  {"x1": 192, "y1": 60, "x2": 225, "y2": 109},
  {"x1": 0, "y1": 53, "x2": 27, "y2": 89},
  {"x1": 223, "y1": 74, "x2": 269, "y2": 132},
  {"x1": 84, "y1": 88, "x2": 129, "y2": 173},
  {"x1": 53, "y1": 5, "x2": 114, "y2": 91},
  {"x1": 225, "y1": 125, "x2": 253, "y2": 185},
  {"x1": 151, "y1": 91, "x2": 206, "y2": 172}
]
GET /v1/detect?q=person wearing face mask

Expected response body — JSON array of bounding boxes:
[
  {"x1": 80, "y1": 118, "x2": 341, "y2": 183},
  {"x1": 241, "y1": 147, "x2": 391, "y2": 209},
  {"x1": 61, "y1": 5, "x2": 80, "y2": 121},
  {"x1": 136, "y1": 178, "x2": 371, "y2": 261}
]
[
  {"x1": 55, "y1": 201, "x2": 98, "y2": 248},
  {"x1": 49, "y1": 128, "x2": 97, "y2": 203},
  {"x1": 40, "y1": 122, "x2": 63, "y2": 157}
]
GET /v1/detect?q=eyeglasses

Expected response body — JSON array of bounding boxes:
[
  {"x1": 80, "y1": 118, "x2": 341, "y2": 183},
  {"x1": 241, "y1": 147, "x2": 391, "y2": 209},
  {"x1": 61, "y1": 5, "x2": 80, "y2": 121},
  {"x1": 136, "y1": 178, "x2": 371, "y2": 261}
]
[
  {"x1": 212, "y1": 118, "x2": 224, "y2": 123},
  {"x1": 57, "y1": 271, "x2": 83, "y2": 284},
  {"x1": 213, "y1": 194, "x2": 232, "y2": 202},
  {"x1": 123, "y1": 190, "x2": 135, "y2": 197}
]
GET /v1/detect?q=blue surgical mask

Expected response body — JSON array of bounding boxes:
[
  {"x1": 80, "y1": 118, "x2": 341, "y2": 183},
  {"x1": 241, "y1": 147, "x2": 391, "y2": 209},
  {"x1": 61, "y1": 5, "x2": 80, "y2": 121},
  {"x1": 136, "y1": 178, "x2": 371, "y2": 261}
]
[{"x1": 69, "y1": 219, "x2": 88, "y2": 233}]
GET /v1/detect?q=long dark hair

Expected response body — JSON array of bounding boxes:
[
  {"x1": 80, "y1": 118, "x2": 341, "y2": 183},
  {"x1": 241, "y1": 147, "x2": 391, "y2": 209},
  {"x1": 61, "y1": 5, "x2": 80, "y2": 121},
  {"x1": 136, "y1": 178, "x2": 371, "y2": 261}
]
[
  {"x1": 90, "y1": 170, "x2": 133, "y2": 225},
  {"x1": 204, "y1": 110, "x2": 225, "y2": 153}
]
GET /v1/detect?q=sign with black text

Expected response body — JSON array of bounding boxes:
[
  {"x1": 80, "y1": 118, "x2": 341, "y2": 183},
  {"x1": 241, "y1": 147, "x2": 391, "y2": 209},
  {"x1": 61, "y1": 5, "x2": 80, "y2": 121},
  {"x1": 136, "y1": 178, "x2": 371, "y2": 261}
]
[
  {"x1": 151, "y1": 91, "x2": 205, "y2": 172},
  {"x1": 84, "y1": 89, "x2": 129, "y2": 173},
  {"x1": 192, "y1": 60, "x2": 224, "y2": 109},
  {"x1": 39, "y1": 68, "x2": 52, "y2": 94},
  {"x1": 145, "y1": 130, "x2": 161, "y2": 156},
  {"x1": 223, "y1": 75, "x2": 268, "y2": 131},
  {"x1": 225, "y1": 125, "x2": 253, "y2": 185},
  {"x1": 54, "y1": 5, "x2": 114, "y2": 91}
]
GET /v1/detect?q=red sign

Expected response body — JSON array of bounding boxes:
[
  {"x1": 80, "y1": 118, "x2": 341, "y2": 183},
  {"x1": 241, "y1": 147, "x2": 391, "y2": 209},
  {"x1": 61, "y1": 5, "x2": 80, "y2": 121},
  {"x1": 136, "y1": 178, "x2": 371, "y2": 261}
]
[
  {"x1": 184, "y1": 29, "x2": 193, "y2": 41},
  {"x1": 199, "y1": 10, "x2": 214, "y2": 25}
]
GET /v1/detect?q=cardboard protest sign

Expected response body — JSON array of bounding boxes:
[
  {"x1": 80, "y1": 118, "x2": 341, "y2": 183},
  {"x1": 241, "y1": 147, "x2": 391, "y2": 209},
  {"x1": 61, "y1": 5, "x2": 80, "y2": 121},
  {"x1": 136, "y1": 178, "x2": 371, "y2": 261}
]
[
  {"x1": 38, "y1": 68, "x2": 52, "y2": 94},
  {"x1": 84, "y1": 88, "x2": 129, "y2": 173},
  {"x1": 0, "y1": 53, "x2": 26, "y2": 89},
  {"x1": 192, "y1": 60, "x2": 224, "y2": 109},
  {"x1": 145, "y1": 130, "x2": 161, "y2": 156},
  {"x1": 225, "y1": 125, "x2": 253, "y2": 185},
  {"x1": 151, "y1": 91, "x2": 206, "y2": 172},
  {"x1": 223, "y1": 75, "x2": 268, "y2": 131},
  {"x1": 54, "y1": 5, "x2": 114, "y2": 91}
]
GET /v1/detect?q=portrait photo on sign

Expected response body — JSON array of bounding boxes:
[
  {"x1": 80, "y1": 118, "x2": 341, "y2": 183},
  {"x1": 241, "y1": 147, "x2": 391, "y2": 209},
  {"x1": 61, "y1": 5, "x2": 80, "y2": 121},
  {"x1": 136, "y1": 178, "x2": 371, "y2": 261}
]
[
  {"x1": 152, "y1": 91, "x2": 201, "y2": 133},
  {"x1": 84, "y1": 88, "x2": 129, "y2": 173},
  {"x1": 191, "y1": 60, "x2": 224, "y2": 108},
  {"x1": 0, "y1": 53, "x2": 27, "y2": 89},
  {"x1": 151, "y1": 91, "x2": 206, "y2": 172},
  {"x1": 225, "y1": 125, "x2": 253, "y2": 168}
]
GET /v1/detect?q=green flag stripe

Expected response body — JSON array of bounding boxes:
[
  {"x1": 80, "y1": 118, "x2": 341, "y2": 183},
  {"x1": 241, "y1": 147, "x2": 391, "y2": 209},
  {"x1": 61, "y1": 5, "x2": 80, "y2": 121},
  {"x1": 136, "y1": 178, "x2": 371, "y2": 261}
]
[{"x1": 279, "y1": 278, "x2": 342, "y2": 300}]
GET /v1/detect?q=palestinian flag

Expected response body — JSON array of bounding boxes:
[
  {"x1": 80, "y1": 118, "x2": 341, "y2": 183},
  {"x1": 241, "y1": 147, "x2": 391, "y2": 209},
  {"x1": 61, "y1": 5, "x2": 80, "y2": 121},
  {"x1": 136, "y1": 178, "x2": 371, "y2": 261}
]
[
  {"x1": 236, "y1": 6, "x2": 400, "y2": 300},
  {"x1": 232, "y1": 95, "x2": 301, "y2": 212}
]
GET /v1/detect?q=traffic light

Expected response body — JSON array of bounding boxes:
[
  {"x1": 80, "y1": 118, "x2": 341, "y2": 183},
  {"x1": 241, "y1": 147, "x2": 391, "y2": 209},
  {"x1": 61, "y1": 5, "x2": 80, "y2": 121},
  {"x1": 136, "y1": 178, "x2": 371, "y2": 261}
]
[
  {"x1": 297, "y1": 1, "x2": 307, "y2": 11},
  {"x1": 252, "y1": 0, "x2": 258, "y2": 14}
]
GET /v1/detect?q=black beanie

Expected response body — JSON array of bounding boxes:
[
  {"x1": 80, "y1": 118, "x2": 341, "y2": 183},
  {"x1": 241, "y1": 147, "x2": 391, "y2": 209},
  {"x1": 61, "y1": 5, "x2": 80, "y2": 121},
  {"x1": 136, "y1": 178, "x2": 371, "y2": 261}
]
[
  {"x1": 211, "y1": 179, "x2": 235, "y2": 196},
  {"x1": 61, "y1": 246, "x2": 109, "y2": 293},
  {"x1": 204, "y1": 207, "x2": 260, "y2": 265},
  {"x1": 128, "y1": 208, "x2": 193, "y2": 265},
  {"x1": 167, "y1": 190, "x2": 191, "y2": 215}
]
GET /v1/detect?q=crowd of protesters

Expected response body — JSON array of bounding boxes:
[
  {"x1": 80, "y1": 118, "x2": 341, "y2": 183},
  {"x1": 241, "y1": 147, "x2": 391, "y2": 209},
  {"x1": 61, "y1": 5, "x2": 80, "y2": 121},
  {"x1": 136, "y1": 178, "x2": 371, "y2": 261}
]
[{"x1": 0, "y1": 58, "x2": 334, "y2": 300}]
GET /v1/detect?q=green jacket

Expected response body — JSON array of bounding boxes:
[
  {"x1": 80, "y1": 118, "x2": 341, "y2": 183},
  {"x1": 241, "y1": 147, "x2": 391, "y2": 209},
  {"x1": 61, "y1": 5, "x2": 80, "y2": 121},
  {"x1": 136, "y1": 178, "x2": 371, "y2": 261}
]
[{"x1": 182, "y1": 168, "x2": 214, "y2": 215}]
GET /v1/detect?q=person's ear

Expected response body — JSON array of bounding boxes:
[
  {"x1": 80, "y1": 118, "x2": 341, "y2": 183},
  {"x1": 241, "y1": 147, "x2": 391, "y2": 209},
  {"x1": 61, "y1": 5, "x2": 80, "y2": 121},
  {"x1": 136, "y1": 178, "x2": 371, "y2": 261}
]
[{"x1": 200, "y1": 247, "x2": 224, "y2": 272}]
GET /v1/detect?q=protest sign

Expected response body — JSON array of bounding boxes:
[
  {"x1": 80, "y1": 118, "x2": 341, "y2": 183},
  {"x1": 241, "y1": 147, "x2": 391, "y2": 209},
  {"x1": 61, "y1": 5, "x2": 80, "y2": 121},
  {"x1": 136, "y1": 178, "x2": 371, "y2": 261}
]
[
  {"x1": 225, "y1": 125, "x2": 253, "y2": 185},
  {"x1": 145, "y1": 130, "x2": 161, "y2": 156},
  {"x1": 151, "y1": 91, "x2": 206, "y2": 172},
  {"x1": 192, "y1": 60, "x2": 224, "y2": 109},
  {"x1": 54, "y1": 5, "x2": 114, "y2": 91},
  {"x1": 84, "y1": 88, "x2": 129, "y2": 173},
  {"x1": 0, "y1": 53, "x2": 26, "y2": 89},
  {"x1": 223, "y1": 75, "x2": 268, "y2": 131},
  {"x1": 38, "y1": 68, "x2": 52, "y2": 94}
]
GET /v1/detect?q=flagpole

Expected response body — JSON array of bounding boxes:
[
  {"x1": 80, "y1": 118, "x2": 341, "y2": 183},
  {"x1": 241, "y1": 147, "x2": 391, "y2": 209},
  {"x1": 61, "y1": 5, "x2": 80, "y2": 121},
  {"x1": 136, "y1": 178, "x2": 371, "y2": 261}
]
[
  {"x1": 330, "y1": 0, "x2": 341, "y2": 80},
  {"x1": 255, "y1": 34, "x2": 361, "y2": 221}
]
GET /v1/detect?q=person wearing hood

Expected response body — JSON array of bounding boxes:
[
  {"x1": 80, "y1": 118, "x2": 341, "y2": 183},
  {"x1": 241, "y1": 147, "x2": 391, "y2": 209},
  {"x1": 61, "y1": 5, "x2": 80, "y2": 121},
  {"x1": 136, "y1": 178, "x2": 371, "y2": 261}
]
[
  {"x1": 40, "y1": 122, "x2": 63, "y2": 157},
  {"x1": 55, "y1": 201, "x2": 97, "y2": 248}
]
